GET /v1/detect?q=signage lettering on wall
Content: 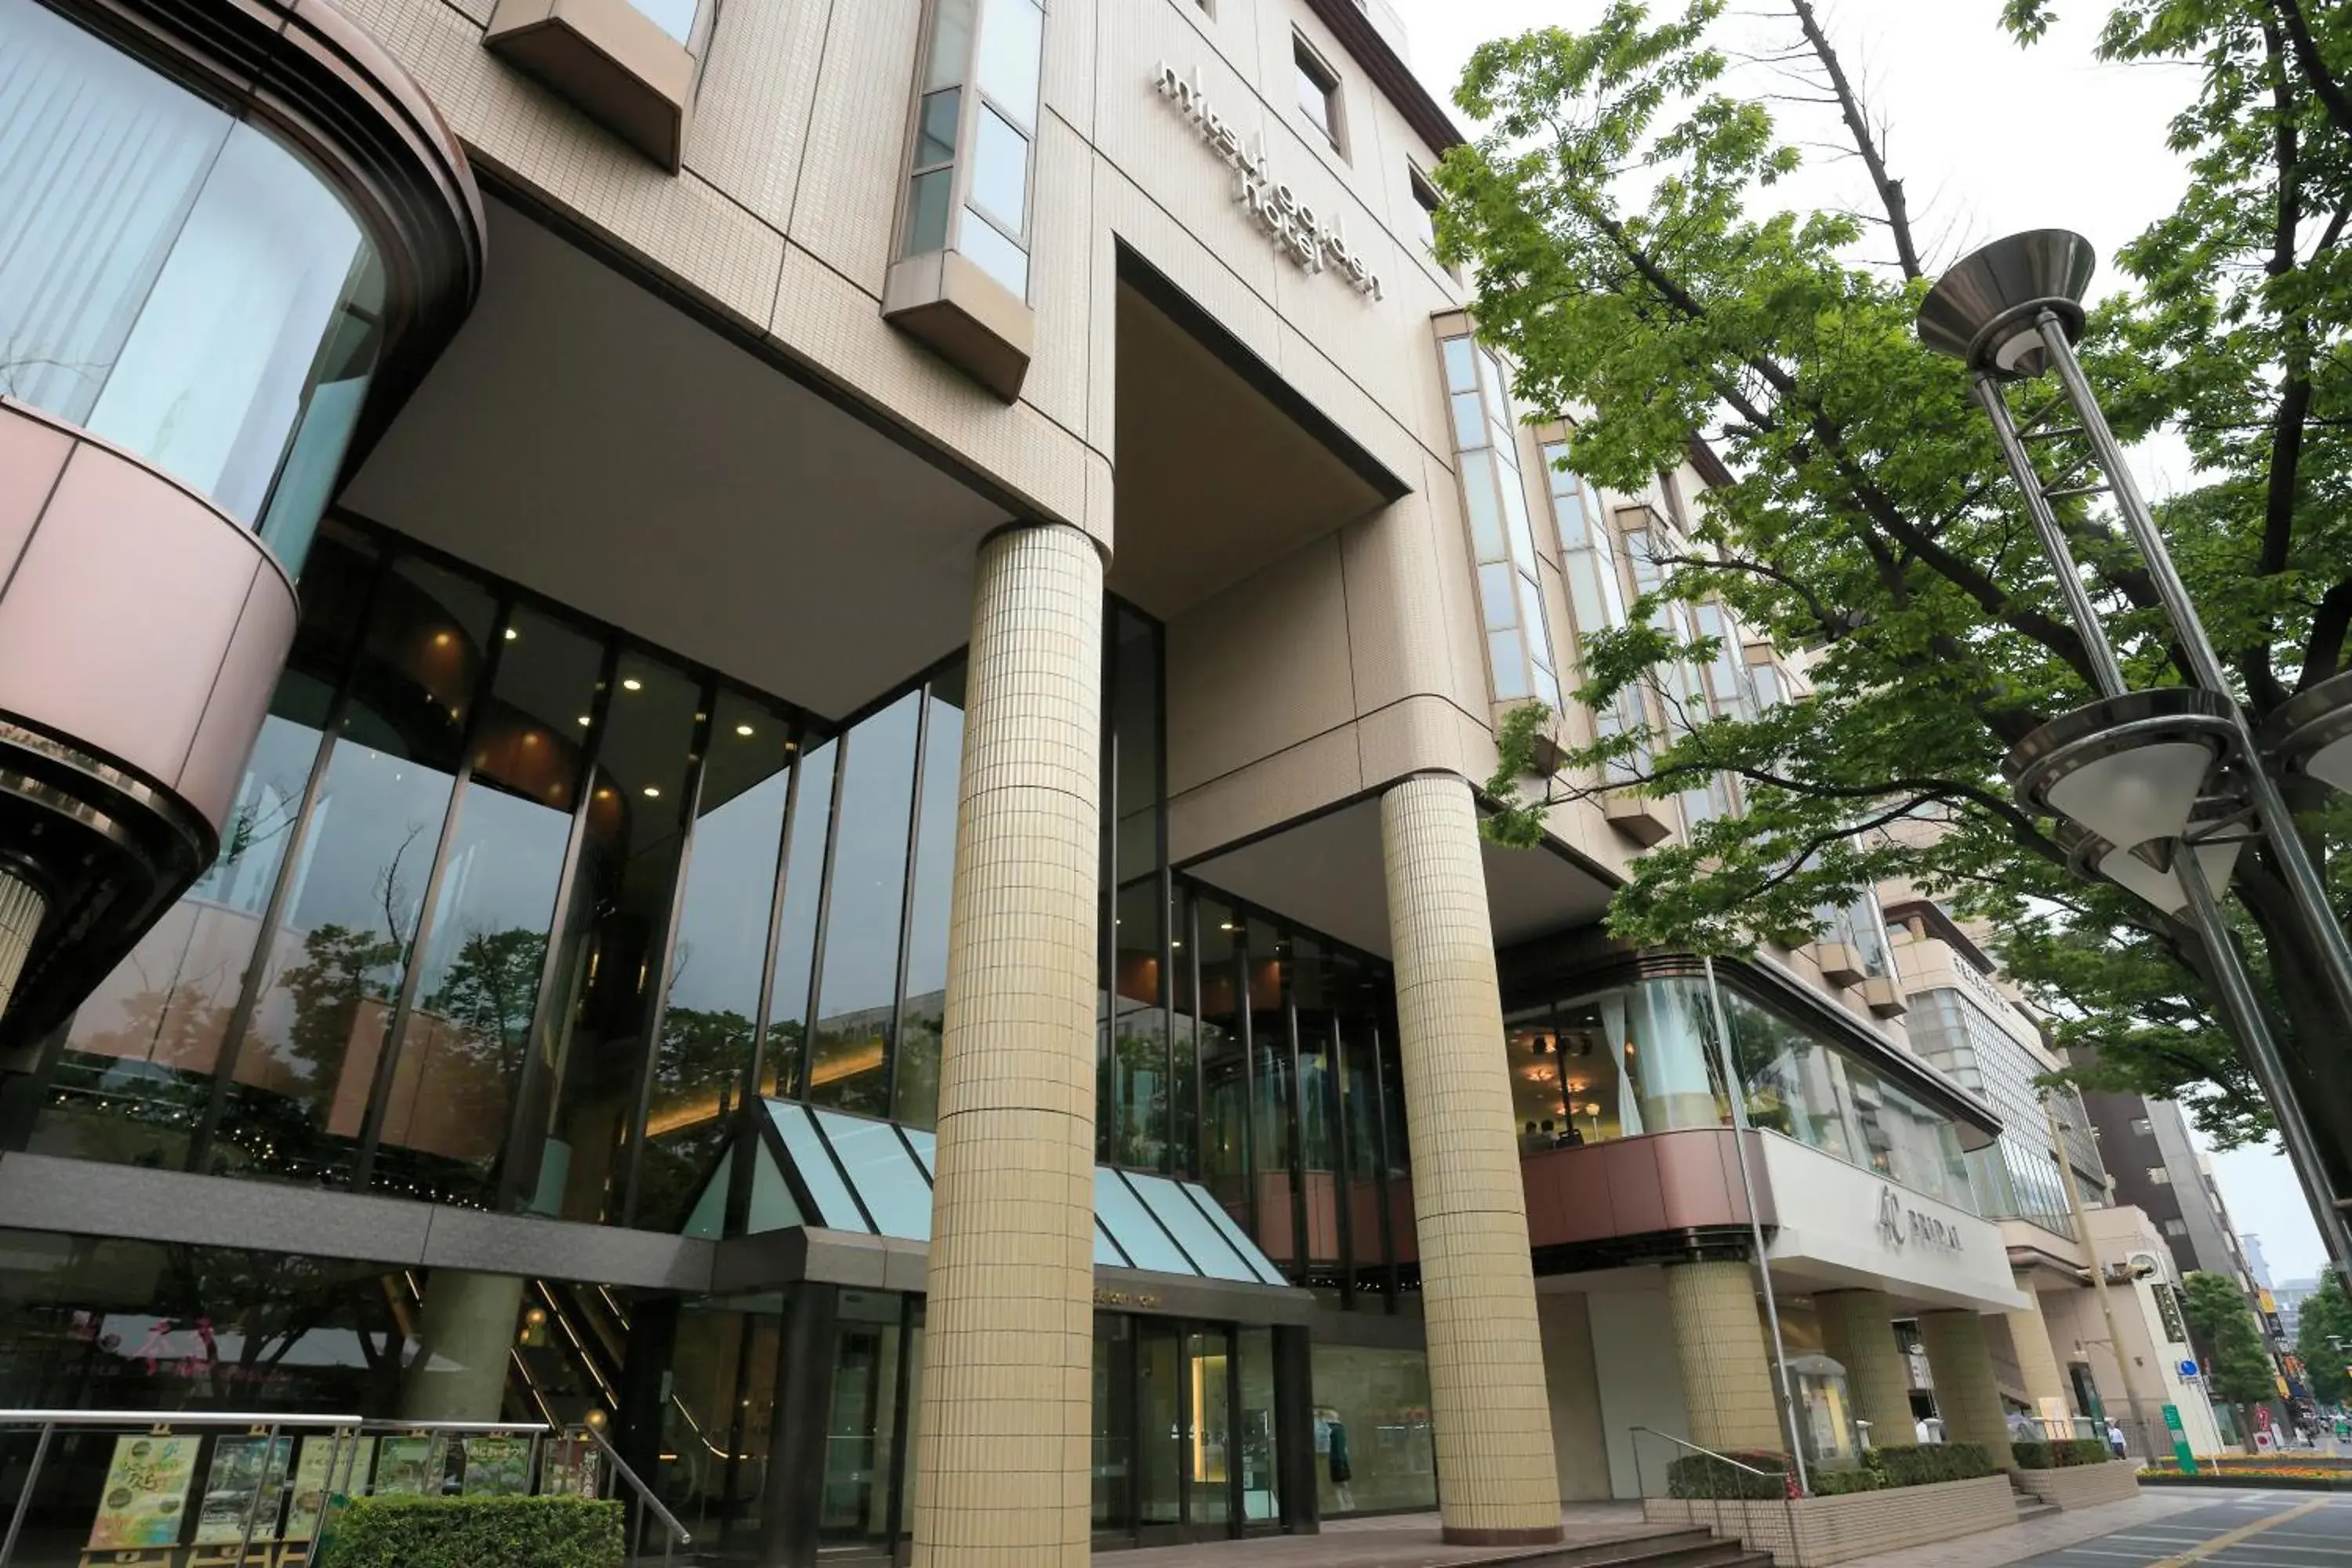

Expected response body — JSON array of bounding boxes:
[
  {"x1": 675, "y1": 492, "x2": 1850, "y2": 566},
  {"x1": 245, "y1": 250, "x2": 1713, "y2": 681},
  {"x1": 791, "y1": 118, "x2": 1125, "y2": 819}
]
[
  {"x1": 1874, "y1": 1185, "x2": 1963, "y2": 1254},
  {"x1": 1093, "y1": 1287, "x2": 1161, "y2": 1310},
  {"x1": 1152, "y1": 64, "x2": 1385, "y2": 301}
]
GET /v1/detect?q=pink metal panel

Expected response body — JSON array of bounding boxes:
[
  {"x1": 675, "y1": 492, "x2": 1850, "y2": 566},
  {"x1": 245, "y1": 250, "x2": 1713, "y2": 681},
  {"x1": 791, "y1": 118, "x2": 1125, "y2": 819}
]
[
  {"x1": 175, "y1": 554, "x2": 299, "y2": 829},
  {"x1": 1303, "y1": 1171, "x2": 1341, "y2": 1262},
  {"x1": 1604, "y1": 1137, "x2": 1670, "y2": 1236},
  {"x1": 0, "y1": 422, "x2": 292, "y2": 832},
  {"x1": 0, "y1": 408, "x2": 73, "y2": 578}
]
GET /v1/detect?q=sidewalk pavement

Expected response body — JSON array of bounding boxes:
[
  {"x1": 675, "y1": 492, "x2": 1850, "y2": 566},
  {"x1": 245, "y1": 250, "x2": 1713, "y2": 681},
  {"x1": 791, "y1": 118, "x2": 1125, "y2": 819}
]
[
  {"x1": 1810, "y1": 1490, "x2": 2212, "y2": 1568},
  {"x1": 1117, "y1": 1504, "x2": 1665, "y2": 1567}
]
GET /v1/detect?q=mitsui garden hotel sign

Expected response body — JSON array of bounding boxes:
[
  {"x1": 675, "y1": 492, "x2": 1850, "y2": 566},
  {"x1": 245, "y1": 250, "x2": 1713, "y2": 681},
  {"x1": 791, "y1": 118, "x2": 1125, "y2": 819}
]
[{"x1": 1154, "y1": 63, "x2": 1385, "y2": 301}]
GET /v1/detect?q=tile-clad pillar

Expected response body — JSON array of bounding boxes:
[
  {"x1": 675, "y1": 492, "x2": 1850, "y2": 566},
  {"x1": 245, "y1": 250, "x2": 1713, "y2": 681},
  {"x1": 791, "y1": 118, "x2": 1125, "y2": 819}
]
[
  {"x1": 1663, "y1": 1260, "x2": 1784, "y2": 1454},
  {"x1": 1814, "y1": 1288, "x2": 1916, "y2": 1447},
  {"x1": 1918, "y1": 1308, "x2": 2016, "y2": 1467},
  {"x1": 1380, "y1": 774, "x2": 1563, "y2": 1544},
  {"x1": 2005, "y1": 1273, "x2": 2074, "y2": 1426},
  {"x1": 909, "y1": 523, "x2": 1104, "y2": 1568}
]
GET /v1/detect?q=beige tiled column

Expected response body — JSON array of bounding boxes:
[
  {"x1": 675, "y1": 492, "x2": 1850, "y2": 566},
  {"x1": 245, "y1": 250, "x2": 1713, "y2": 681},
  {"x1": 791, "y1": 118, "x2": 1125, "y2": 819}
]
[
  {"x1": 1663, "y1": 1260, "x2": 1785, "y2": 1454},
  {"x1": 2005, "y1": 1272, "x2": 2073, "y2": 1425},
  {"x1": 1813, "y1": 1288, "x2": 1916, "y2": 1447},
  {"x1": 1918, "y1": 1308, "x2": 2016, "y2": 1467},
  {"x1": 1380, "y1": 774, "x2": 1563, "y2": 1545},
  {"x1": 910, "y1": 523, "x2": 1104, "y2": 1568}
]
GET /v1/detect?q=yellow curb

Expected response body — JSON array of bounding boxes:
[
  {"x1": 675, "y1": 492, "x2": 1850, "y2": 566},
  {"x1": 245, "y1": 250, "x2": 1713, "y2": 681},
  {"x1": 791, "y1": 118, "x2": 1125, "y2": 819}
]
[{"x1": 2145, "y1": 1496, "x2": 2329, "y2": 1568}]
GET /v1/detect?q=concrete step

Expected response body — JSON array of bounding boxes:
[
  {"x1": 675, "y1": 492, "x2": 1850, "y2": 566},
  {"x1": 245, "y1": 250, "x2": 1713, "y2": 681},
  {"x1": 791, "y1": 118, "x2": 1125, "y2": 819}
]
[{"x1": 1507, "y1": 1533, "x2": 1762, "y2": 1568}]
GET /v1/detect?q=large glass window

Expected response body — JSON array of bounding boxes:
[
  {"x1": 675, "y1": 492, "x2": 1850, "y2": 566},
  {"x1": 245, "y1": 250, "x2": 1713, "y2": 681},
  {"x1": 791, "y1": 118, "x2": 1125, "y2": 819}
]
[
  {"x1": 1510, "y1": 971, "x2": 1984, "y2": 1214},
  {"x1": 893, "y1": 666, "x2": 965, "y2": 1130},
  {"x1": 0, "y1": 0, "x2": 385, "y2": 572},
  {"x1": 899, "y1": 0, "x2": 1045, "y2": 300},
  {"x1": 1441, "y1": 336, "x2": 1560, "y2": 711},
  {"x1": 637, "y1": 691, "x2": 798, "y2": 1227},
  {"x1": 1308, "y1": 1344, "x2": 1434, "y2": 1515},
  {"x1": 809, "y1": 692, "x2": 920, "y2": 1117}
]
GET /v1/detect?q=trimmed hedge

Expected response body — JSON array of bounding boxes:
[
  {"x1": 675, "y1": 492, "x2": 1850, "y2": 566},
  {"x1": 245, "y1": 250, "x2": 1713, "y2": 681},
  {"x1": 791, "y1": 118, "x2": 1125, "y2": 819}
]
[
  {"x1": 1668, "y1": 1444, "x2": 1998, "y2": 1500},
  {"x1": 1668, "y1": 1450, "x2": 1793, "y2": 1500},
  {"x1": 2013, "y1": 1438, "x2": 2114, "y2": 1470},
  {"x1": 320, "y1": 1495, "x2": 625, "y2": 1568}
]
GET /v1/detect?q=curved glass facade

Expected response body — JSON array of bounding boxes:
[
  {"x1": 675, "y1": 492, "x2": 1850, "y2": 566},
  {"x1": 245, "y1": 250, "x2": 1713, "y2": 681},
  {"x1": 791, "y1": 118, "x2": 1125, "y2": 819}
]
[
  {"x1": 1505, "y1": 972, "x2": 1982, "y2": 1213},
  {"x1": 28, "y1": 523, "x2": 1417, "y2": 1294},
  {"x1": 0, "y1": 0, "x2": 385, "y2": 573}
]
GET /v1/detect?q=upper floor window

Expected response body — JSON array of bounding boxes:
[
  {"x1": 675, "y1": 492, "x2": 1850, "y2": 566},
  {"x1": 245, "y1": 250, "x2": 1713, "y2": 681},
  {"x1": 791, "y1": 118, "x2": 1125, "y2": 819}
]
[
  {"x1": 1294, "y1": 35, "x2": 1343, "y2": 153},
  {"x1": 900, "y1": 0, "x2": 1045, "y2": 300},
  {"x1": 1407, "y1": 164, "x2": 1441, "y2": 253},
  {"x1": 1442, "y1": 336, "x2": 1559, "y2": 711},
  {"x1": 2147, "y1": 1165, "x2": 2172, "y2": 1185},
  {"x1": 2130, "y1": 1115, "x2": 2154, "y2": 1137}
]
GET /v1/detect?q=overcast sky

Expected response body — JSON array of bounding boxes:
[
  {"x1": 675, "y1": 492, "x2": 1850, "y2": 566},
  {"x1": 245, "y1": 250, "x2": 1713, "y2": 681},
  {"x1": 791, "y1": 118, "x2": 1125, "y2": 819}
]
[{"x1": 1386, "y1": 0, "x2": 2332, "y2": 1283}]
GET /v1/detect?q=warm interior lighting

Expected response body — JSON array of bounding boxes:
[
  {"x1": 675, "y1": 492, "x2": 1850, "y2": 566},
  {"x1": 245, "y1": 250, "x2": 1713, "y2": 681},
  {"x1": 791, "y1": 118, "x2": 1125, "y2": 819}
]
[
  {"x1": 622, "y1": 677, "x2": 643, "y2": 691},
  {"x1": 643, "y1": 786, "x2": 660, "y2": 797},
  {"x1": 737, "y1": 724, "x2": 756, "y2": 737},
  {"x1": 810, "y1": 1041, "x2": 887, "y2": 1087},
  {"x1": 504, "y1": 627, "x2": 519, "y2": 641},
  {"x1": 577, "y1": 715, "x2": 592, "y2": 726}
]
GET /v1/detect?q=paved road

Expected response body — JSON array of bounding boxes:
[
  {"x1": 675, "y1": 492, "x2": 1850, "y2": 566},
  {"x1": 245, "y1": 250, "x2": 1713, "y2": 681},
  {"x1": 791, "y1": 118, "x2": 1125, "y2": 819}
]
[{"x1": 2013, "y1": 1490, "x2": 2352, "y2": 1568}]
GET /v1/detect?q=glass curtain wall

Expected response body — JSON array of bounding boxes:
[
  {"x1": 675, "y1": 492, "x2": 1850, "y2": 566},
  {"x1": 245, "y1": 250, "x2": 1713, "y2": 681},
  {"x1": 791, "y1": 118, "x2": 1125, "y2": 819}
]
[
  {"x1": 1504, "y1": 971, "x2": 1984, "y2": 1214},
  {"x1": 1905, "y1": 985, "x2": 2081, "y2": 1236}
]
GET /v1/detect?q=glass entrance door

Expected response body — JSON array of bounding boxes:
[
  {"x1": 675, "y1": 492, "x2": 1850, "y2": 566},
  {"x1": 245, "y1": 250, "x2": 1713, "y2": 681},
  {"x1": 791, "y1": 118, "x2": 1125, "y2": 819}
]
[{"x1": 1093, "y1": 1312, "x2": 1242, "y2": 1547}]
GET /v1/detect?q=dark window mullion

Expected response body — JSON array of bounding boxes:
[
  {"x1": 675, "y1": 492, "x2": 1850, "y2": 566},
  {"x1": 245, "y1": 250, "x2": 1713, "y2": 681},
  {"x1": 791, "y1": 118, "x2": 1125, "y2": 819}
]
[
  {"x1": 618, "y1": 681, "x2": 719, "y2": 1227},
  {"x1": 1283, "y1": 958, "x2": 1307, "y2": 1286},
  {"x1": 793, "y1": 728, "x2": 852, "y2": 1103},
  {"x1": 187, "y1": 546, "x2": 393, "y2": 1174},
  {"x1": 354, "y1": 594, "x2": 521, "y2": 1191},
  {"x1": 884, "y1": 691, "x2": 931, "y2": 1123},
  {"x1": 495, "y1": 637, "x2": 623, "y2": 1214}
]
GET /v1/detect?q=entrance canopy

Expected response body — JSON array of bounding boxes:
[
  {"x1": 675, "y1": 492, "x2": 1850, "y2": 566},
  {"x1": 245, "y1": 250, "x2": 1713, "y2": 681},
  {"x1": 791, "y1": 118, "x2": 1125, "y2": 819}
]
[{"x1": 688, "y1": 1102, "x2": 1294, "y2": 1299}]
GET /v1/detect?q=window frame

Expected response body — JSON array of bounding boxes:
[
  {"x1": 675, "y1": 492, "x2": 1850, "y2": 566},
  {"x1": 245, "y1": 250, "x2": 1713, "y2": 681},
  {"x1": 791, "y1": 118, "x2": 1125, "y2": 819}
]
[
  {"x1": 1291, "y1": 31, "x2": 1346, "y2": 156},
  {"x1": 893, "y1": 0, "x2": 1046, "y2": 303}
]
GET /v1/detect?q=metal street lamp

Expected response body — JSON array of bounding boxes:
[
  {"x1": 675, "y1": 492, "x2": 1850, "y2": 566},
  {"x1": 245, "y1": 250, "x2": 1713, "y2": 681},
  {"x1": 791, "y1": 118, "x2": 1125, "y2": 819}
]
[{"x1": 1918, "y1": 230, "x2": 2352, "y2": 1282}]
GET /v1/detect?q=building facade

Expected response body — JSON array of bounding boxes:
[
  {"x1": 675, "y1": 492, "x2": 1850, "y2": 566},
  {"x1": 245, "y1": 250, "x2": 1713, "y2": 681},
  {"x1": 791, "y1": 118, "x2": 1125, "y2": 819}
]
[{"x1": 0, "y1": 0, "x2": 2128, "y2": 1559}]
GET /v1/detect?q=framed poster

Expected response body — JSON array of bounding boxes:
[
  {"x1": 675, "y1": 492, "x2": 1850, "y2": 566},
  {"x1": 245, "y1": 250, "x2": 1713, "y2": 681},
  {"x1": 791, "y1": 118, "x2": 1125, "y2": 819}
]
[
  {"x1": 285, "y1": 1436, "x2": 373, "y2": 1542},
  {"x1": 539, "y1": 1433, "x2": 601, "y2": 1499},
  {"x1": 194, "y1": 1435, "x2": 292, "y2": 1545},
  {"x1": 459, "y1": 1436, "x2": 532, "y2": 1497},
  {"x1": 369, "y1": 1434, "x2": 446, "y2": 1497},
  {"x1": 85, "y1": 1432, "x2": 200, "y2": 1550}
]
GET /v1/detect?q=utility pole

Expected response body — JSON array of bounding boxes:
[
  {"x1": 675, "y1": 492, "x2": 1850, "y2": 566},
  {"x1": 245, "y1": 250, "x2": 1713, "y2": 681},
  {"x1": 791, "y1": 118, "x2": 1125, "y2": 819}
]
[{"x1": 2049, "y1": 1102, "x2": 2155, "y2": 1457}]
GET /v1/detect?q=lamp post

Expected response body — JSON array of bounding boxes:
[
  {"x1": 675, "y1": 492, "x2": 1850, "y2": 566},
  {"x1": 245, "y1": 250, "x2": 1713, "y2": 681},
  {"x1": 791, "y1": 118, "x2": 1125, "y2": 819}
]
[{"x1": 1918, "y1": 230, "x2": 2352, "y2": 1282}]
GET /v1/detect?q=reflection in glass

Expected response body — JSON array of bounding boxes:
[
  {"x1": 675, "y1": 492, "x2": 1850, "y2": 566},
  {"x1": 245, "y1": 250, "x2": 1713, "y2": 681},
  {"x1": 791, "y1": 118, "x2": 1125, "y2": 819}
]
[
  {"x1": 1093, "y1": 1314, "x2": 1134, "y2": 1534},
  {"x1": 972, "y1": 0, "x2": 1042, "y2": 125},
  {"x1": 639, "y1": 690, "x2": 795, "y2": 1226},
  {"x1": 539, "y1": 654, "x2": 702, "y2": 1225},
  {"x1": 34, "y1": 532, "x2": 375, "y2": 1170},
  {"x1": 0, "y1": 0, "x2": 385, "y2": 564},
  {"x1": 894, "y1": 666, "x2": 964, "y2": 1129},
  {"x1": 380, "y1": 605, "x2": 601, "y2": 1207},
  {"x1": 221, "y1": 557, "x2": 494, "y2": 1193},
  {"x1": 967, "y1": 107, "x2": 1029, "y2": 237},
  {"x1": 820, "y1": 1290, "x2": 904, "y2": 1548},
  {"x1": 1236, "y1": 1327, "x2": 1278, "y2": 1522},
  {"x1": 762, "y1": 736, "x2": 836, "y2": 1100},
  {"x1": 1138, "y1": 1322, "x2": 1181, "y2": 1526},
  {"x1": 1310, "y1": 1343, "x2": 1436, "y2": 1515},
  {"x1": 810, "y1": 691, "x2": 919, "y2": 1116},
  {"x1": 1186, "y1": 1327, "x2": 1232, "y2": 1527}
]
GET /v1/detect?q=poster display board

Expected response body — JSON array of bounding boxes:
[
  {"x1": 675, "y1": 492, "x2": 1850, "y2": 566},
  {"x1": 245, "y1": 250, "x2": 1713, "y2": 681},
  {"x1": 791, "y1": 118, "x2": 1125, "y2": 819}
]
[
  {"x1": 85, "y1": 1433, "x2": 201, "y2": 1550},
  {"x1": 369, "y1": 1434, "x2": 447, "y2": 1496},
  {"x1": 194, "y1": 1435, "x2": 292, "y2": 1546},
  {"x1": 459, "y1": 1435, "x2": 532, "y2": 1496},
  {"x1": 285, "y1": 1435, "x2": 374, "y2": 1541}
]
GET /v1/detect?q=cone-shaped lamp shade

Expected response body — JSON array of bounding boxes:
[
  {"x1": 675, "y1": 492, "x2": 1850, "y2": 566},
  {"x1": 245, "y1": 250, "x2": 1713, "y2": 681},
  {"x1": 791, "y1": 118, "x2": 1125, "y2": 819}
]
[
  {"x1": 2264, "y1": 668, "x2": 2352, "y2": 796},
  {"x1": 2100, "y1": 837, "x2": 2244, "y2": 916},
  {"x1": 2042, "y1": 738, "x2": 2215, "y2": 852},
  {"x1": 1917, "y1": 230, "x2": 2097, "y2": 378}
]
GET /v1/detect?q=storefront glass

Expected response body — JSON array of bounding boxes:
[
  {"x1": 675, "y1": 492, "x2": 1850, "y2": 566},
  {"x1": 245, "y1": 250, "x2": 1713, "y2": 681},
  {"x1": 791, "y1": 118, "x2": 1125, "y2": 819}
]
[
  {"x1": 1308, "y1": 1343, "x2": 1436, "y2": 1515},
  {"x1": 1505, "y1": 971, "x2": 1982, "y2": 1214},
  {"x1": 0, "y1": 0, "x2": 386, "y2": 571}
]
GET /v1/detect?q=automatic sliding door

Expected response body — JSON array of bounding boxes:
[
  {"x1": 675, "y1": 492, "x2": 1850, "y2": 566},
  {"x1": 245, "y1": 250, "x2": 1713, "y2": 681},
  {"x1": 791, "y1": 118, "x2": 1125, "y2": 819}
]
[{"x1": 1185, "y1": 1327, "x2": 1235, "y2": 1536}]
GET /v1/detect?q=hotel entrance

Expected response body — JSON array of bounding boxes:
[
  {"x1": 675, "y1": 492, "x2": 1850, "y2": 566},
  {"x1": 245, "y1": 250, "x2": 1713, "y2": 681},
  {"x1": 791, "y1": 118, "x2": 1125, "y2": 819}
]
[{"x1": 1091, "y1": 1312, "x2": 1283, "y2": 1548}]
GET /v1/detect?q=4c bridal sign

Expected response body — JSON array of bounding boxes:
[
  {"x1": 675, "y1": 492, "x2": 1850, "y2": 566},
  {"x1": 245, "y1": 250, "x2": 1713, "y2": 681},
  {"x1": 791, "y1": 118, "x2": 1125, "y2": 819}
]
[{"x1": 1154, "y1": 63, "x2": 1385, "y2": 301}]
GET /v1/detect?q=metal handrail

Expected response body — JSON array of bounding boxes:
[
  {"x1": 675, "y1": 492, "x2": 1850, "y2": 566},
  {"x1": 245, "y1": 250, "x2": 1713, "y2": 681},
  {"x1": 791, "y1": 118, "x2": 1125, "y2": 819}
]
[
  {"x1": 0, "y1": 1410, "x2": 690, "y2": 1568},
  {"x1": 1629, "y1": 1425, "x2": 1803, "y2": 1568}
]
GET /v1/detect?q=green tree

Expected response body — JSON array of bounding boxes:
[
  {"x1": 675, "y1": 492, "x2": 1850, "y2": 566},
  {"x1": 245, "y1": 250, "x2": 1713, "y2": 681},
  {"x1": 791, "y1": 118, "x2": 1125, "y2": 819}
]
[
  {"x1": 2296, "y1": 1273, "x2": 2352, "y2": 1405},
  {"x1": 1440, "y1": 1, "x2": 2352, "y2": 1180},
  {"x1": 2183, "y1": 1269, "x2": 2281, "y2": 1443}
]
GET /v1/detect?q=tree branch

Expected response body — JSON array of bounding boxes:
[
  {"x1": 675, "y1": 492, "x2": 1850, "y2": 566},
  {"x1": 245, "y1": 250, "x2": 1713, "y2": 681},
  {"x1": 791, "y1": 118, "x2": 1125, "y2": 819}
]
[
  {"x1": 2272, "y1": 0, "x2": 2352, "y2": 142},
  {"x1": 1789, "y1": 0, "x2": 1921, "y2": 278}
]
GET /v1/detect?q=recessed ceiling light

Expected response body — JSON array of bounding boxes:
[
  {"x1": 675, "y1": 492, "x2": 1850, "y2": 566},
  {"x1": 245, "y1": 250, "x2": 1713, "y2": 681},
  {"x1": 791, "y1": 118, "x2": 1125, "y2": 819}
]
[
  {"x1": 643, "y1": 786, "x2": 660, "y2": 797},
  {"x1": 577, "y1": 716, "x2": 592, "y2": 727},
  {"x1": 504, "y1": 627, "x2": 518, "y2": 641},
  {"x1": 622, "y1": 677, "x2": 643, "y2": 691},
  {"x1": 432, "y1": 631, "x2": 452, "y2": 647},
  {"x1": 736, "y1": 724, "x2": 755, "y2": 737}
]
